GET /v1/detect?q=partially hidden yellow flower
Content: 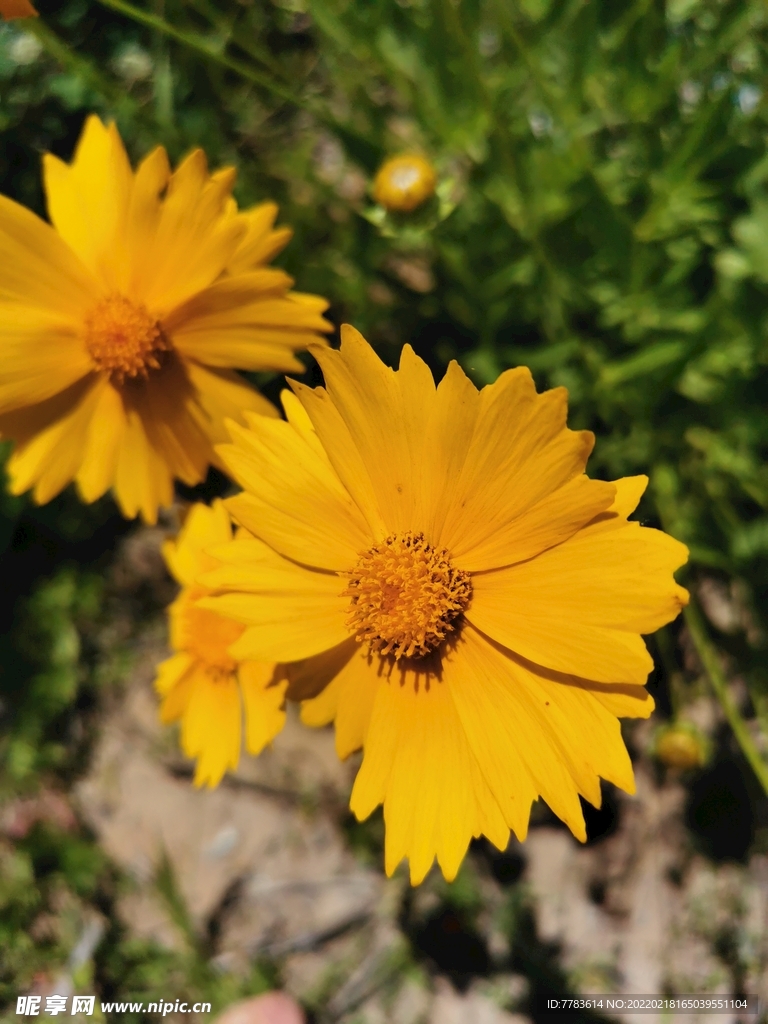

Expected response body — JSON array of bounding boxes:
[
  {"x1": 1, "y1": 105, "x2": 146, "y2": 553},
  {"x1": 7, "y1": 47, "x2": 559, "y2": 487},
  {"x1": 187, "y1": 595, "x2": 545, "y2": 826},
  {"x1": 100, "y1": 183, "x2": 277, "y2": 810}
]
[
  {"x1": 156, "y1": 500, "x2": 287, "y2": 788},
  {"x1": 199, "y1": 325, "x2": 690, "y2": 883},
  {"x1": 372, "y1": 154, "x2": 437, "y2": 212},
  {"x1": 0, "y1": 115, "x2": 331, "y2": 523},
  {"x1": 0, "y1": 1, "x2": 37, "y2": 18}
]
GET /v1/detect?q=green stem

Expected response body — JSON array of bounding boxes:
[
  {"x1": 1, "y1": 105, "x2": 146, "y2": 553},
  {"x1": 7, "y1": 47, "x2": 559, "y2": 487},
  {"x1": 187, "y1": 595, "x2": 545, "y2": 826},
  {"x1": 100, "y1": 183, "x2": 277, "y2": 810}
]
[{"x1": 684, "y1": 598, "x2": 768, "y2": 797}]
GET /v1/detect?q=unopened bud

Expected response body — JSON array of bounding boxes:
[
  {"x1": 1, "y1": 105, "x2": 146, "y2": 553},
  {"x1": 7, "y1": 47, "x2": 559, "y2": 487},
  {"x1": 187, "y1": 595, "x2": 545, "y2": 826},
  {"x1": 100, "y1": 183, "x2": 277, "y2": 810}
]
[
  {"x1": 654, "y1": 722, "x2": 708, "y2": 769},
  {"x1": 372, "y1": 154, "x2": 437, "y2": 213}
]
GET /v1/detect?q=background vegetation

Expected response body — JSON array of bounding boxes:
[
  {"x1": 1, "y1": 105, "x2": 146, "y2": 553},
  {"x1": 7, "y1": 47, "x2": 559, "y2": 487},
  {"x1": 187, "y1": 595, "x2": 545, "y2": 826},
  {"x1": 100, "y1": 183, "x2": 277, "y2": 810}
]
[{"x1": 1, "y1": 0, "x2": 768, "y2": 1019}]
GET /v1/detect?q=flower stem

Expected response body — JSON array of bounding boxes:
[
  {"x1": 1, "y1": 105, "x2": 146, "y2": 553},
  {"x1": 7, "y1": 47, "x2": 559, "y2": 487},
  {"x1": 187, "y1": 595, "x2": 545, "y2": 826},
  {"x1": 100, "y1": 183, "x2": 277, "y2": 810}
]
[{"x1": 683, "y1": 598, "x2": 768, "y2": 797}]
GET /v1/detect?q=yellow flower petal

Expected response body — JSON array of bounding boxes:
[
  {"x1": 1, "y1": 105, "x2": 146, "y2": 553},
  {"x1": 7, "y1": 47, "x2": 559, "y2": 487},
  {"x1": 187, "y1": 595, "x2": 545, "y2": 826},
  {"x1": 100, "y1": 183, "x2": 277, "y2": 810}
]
[
  {"x1": 119, "y1": 145, "x2": 172, "y2": 297},
  {"x1": 310, "y1": 326, "x2": 436, "y2": 534},
  {"x1": 0, "y1": 192, "x2": 97, "y2": 318},
  {"x1": 401, "y1": 353, "x2": 482, "y2": 543},
  {"x1": 290, "y1": 638, "x2": 358, "y2": 702},
  {"x1": 289, "y1": 376, "x2": 388, "y2": 540},
  {"x1": 298, "y1": 641, "x2": 377, "y2": 758},
  {"x1": 579, "y1": 681, "x2": 655, "y2": 720},
  {"x1": 165, "y1": 269, "x2": 298, "y2": 328},
  {"x1": 349, "y1": 657, "x2": 507, "y2": 884},
  {"x1": 180, "y1": 667, "x2": 242, "y2": 788},
  {"x1": 5, "y1": 350, "x2": 255, "y2": 521},
  {"x1": 218, "y1": 412, "x2": 371, "y2": 571},
  {"x1": 453, "y1": 473, "x2": 616, "y2": 572},
  {"x1": 470, "y1": 596, "x2": 653, "y2": 686},
  {"x1": 139, "y1": 152, "x2": 244, "y2": 315},
  {"x1": 43, "y1": 116, "x2": 133, "y2": 290},
  {"x1": 2, "y1": 375, "x2": 102, "y2": 504},
  {"x1": 441, "y1": 637, "x2": 540, "y2": 841},
  {"x1": 225, "y1": 202, "x2": 293, "y2": 274},
  {"x1": 439, "y1": 367, "x2": 595, "y2": 564},
  {"x1": 64, "y1": 355, "x2": 214, "y2": 524},
  {"x1": 469, "y1": 481, "x2": 689, "y2": 683},
  {"x1": 112, "y1": 404, "x2": 174, "y2": 524},
  {"x1": 170, "y1": 280, "x2": 330, "y2": 372},
  {"x1": 155, "y1": 652, "x2": 194, "y2": 700},
  {"x1": 123, "y1": 355, "x2": 212, "y2": 487},
  {"x1": 74, "y1": 379, "x2": 126, "y2": 503},
  {"x1": 239, "y1": 661, "x2": 287, "y2": 756},
  {"x1": 164, "y1": 499, "x2": 232, "y2": 587},
  {"x1": 605, "y1": 474, "x2": 648, "y2": 520},
  {"x1": 0, "y1": 309, "x2": 92, "y2": 413},
  {"x1": 297, "y1": 333, "x2": 485, "y2": 543},
  {"x1": 199, "y1": 535, "x2": 350, "y2": 661},
  {"x1": 1, "y1": 346, "x2": 214, "y2": 524},
  {"x1": 158, "y1": 668, "x2": 196, "y2": 725},
  {"x1": 185, "y1": 363, "x2": 279, "y2": 452},
  {"x1": 449, "y1": 627, "x2": 639, "y2": 835},
  {"x1": 280, "y1": 388, "x2": 326, "y2": 457}
]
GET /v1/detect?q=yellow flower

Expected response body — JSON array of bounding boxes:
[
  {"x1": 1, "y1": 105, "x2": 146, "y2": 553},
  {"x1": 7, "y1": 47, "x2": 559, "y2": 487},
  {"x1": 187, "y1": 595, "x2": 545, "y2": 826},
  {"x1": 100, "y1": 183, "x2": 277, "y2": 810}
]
[
  {"x1": 372, "y1": 154, "x2": 437, "y2": 212},
  {"x1": 156, "y1": 500, "x2": 287, "y2": 788},
  {"x1": 0, "y1": 115, "x2": 331, "y2": 523},
  {"x1": 0, "y1": 1, "x2": 37, "y2": 17},
  {"x1": 199, "y1": 326, "x2": 689, "y2": 883}
]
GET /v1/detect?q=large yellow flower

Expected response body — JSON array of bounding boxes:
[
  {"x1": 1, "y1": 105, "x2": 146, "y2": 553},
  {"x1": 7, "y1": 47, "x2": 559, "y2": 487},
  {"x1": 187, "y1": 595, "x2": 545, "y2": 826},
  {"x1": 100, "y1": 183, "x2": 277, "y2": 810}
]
[
  {"x1": 156, "y1": 500, "x2": 286, "y2": 787},
  {"x1": 200, "y1": 326, "x2": 689, "y2": 883},
  {"x1": 0, "y1": 115, "x2": 330, "y2": 522}
]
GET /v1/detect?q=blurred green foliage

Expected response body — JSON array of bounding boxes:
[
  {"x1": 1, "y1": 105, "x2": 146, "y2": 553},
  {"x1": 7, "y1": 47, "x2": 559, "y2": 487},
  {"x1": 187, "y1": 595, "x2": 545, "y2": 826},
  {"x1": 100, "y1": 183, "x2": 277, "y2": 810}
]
[
  {"x1": 0, "y1": 568, "x2": 99, "y2": 790},
  {"x1": 2, "y1": 0, "x2": 768, "y2": 1014}
]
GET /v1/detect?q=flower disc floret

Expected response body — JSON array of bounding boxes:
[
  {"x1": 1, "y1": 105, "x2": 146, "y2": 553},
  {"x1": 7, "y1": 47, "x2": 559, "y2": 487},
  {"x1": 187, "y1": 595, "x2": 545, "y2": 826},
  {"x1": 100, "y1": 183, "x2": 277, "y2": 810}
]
[
  {"x1": 343, "y1": 532, "x2": 472, "y2": 659},
  {"x1": 84, "y1": 295, "x2": 169, "y2": 384}
]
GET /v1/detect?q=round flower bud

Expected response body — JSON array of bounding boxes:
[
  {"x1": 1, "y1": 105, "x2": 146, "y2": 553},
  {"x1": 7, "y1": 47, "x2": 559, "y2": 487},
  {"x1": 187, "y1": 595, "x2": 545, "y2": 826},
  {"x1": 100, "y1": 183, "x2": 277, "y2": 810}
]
[
  {"x1": 372, "y1": 154, "x2": 437, "y2": 213},
  {"x1": 654, "y1": 723, "x2": 708, "y2": 770}
]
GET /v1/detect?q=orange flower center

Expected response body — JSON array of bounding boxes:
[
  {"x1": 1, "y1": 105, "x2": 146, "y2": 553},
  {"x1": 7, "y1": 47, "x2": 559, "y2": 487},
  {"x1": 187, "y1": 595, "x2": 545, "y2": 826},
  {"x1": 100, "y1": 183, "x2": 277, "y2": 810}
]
[
  {"x1": 184, "y1": 604, "x2": 244, "y2": 679},
  {"x1": 343, "y1": 532, "x2": 471, "y2": 660},
  {"x1": 84, "y1": 294, "x2": 170, "y2": 384}
]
